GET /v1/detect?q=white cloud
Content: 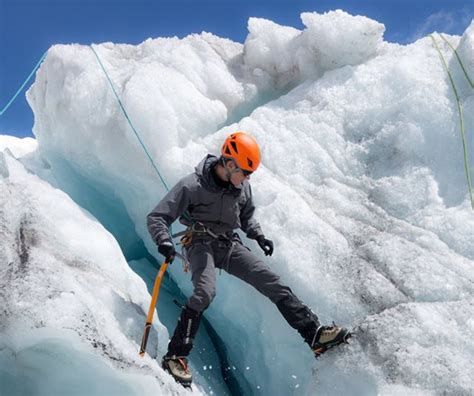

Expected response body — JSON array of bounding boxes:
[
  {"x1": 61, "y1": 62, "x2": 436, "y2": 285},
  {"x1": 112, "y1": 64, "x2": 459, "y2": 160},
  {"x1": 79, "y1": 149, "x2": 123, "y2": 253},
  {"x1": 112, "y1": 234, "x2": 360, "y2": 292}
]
[{"x1": 411, "y1": 10, "x2": 456, "y2": 42}]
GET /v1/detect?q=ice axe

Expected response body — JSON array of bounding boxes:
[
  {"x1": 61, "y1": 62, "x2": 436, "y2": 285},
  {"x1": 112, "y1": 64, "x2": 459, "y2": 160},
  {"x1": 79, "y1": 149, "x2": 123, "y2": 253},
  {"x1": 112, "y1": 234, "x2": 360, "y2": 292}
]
[
  {"x1": 139, "y1": 252, "x2": 188, "y2": 357},
  {"x1": 139, "y1": 258, "x2": 171, "y2": 357}
]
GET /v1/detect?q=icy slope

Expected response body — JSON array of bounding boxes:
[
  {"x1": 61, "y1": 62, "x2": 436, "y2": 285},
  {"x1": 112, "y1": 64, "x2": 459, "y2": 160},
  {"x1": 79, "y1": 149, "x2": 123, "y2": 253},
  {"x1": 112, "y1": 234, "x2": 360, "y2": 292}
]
[
  {"x1": 0, "y1": 150, "x2": 197, "y2": 395},
  {"x1": 0, "y1": 135, "x2": 37, "y2": 158},
  {"x1": 7, "y1": 9, "x2": 474, "y2": 395}
]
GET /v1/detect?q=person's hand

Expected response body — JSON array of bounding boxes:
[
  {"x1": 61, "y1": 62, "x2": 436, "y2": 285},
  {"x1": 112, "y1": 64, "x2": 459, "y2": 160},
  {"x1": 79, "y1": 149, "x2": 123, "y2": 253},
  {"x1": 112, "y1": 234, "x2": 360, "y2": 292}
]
[
  {"x1": 158, "y1": 241, "x2": 176, "y2": 263},
  {"x1": 257, "y1": 236, "x2": 274, "y2": 256}
]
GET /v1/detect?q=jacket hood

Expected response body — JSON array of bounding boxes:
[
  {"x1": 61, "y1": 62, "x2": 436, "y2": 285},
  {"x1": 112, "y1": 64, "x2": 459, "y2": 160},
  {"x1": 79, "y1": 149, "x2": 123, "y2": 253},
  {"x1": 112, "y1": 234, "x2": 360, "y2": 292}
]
[{"x1": 195, "y1": 154, "x2": 243, "y2": 195}]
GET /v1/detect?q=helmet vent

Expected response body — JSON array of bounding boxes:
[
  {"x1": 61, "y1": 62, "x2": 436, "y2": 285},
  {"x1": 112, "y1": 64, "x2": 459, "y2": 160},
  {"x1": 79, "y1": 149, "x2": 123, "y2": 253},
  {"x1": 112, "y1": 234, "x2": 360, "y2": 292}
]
[{"x1": 221, "y1": 132, "x2": 260, "y2": 172}]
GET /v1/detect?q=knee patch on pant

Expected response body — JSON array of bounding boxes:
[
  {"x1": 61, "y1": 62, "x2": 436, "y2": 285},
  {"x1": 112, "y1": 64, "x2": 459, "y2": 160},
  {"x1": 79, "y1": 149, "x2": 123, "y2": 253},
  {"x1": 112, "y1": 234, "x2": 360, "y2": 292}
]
[{"x1": 189, "y1": 288, "x2": 216, "y2": 312}]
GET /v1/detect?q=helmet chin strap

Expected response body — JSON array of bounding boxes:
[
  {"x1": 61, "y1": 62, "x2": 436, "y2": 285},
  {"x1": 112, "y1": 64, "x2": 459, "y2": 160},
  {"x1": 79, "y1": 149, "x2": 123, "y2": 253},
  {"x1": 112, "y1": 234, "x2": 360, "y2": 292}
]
[
  {"x1": 221, "y1": 157, "x2": 240, "y2": 182},
  {"x1": 225, "y1": 168, "x2": 232, "y2": 182}
]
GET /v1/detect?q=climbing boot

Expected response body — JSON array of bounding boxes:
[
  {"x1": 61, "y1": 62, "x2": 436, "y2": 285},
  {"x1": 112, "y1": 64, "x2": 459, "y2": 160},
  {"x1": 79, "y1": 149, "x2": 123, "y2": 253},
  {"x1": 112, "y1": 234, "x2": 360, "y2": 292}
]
[
  {"x1": 310, "y1": 322, "x2": 351, "y2": 357},
  {"x1": 162, "y1": 355, "x2": 192, "y2": 388}
]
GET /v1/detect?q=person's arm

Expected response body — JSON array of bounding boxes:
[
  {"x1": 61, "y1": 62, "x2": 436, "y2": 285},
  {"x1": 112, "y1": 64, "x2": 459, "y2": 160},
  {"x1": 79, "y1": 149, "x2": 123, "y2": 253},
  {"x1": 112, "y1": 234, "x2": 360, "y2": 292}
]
[
  {"x1": 239, "y1": 183, "x2": 264, "y2": 240},
  {"x1": 147, "y1": 176, "x2": 193, "y2": 246},
  {"x1": 240, "y1": 183, "x2": 274, "y2": 256}
]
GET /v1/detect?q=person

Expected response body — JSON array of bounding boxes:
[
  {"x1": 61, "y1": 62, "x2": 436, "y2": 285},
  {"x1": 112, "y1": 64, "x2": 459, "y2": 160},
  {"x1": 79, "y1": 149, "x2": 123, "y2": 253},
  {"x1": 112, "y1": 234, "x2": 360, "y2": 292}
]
[{"x1": 147, "y1": 132, "x2": 350, "y2": 387}]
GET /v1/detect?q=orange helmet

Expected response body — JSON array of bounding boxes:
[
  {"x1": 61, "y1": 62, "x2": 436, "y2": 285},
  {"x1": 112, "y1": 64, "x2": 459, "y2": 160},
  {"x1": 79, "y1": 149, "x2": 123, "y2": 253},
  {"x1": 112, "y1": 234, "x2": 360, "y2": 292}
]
[{"x1": 221, "y1": 132, "x2": 261, "y2": 172}]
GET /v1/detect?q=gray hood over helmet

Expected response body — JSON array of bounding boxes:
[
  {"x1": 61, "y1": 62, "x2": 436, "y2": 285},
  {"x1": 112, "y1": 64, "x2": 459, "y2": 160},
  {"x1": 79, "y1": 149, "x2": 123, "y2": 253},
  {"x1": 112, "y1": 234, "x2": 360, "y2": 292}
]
[{"x1": 147, "y1": 155, "x2": 264, "y2": 246}]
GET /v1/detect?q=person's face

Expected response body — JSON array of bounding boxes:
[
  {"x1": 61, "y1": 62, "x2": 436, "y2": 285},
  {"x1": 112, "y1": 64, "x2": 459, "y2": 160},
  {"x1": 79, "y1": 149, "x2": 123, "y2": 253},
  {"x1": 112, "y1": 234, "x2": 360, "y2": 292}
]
[{"x1": 226, "y1": 161, "x2": 252, "y2": 186}]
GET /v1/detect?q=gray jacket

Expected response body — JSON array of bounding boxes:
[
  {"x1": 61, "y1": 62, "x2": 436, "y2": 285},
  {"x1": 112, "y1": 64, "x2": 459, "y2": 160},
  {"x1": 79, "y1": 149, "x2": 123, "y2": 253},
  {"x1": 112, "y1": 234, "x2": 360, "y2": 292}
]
[{"x1": 147, "y1": 155, "x2": 264, "y2": 246}]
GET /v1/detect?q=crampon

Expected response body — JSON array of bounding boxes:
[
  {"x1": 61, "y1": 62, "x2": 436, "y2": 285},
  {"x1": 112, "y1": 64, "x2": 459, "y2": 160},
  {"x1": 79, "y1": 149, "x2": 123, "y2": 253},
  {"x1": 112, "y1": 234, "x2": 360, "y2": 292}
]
[{"x1": 312, "y1": 325, "x2": 352, "y2": 358}]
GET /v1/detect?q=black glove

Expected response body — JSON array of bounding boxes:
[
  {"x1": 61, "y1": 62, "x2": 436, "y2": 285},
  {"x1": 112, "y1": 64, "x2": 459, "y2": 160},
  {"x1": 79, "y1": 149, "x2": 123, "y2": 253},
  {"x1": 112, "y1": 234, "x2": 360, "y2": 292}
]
[
  {"x1": 158, "y1": 241, "x2": 176, "y2": 263},
  {"x1": 257, "y1": 236, "x2": 274, "y2": 256}
]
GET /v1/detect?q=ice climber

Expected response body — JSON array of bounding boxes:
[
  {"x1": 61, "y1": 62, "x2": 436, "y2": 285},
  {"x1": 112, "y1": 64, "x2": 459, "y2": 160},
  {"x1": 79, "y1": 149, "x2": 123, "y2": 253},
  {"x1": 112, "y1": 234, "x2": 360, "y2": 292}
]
[{"x1": 147, "y1": 132, "x2": 350, "y2": 387}]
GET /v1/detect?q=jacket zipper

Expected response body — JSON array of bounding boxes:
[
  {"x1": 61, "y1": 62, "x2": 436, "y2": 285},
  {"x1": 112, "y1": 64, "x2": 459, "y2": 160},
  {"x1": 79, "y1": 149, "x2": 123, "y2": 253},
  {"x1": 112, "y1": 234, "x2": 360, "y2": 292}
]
[{"x1": 218, "y1": 191, "x2": 225, "y2": 223}]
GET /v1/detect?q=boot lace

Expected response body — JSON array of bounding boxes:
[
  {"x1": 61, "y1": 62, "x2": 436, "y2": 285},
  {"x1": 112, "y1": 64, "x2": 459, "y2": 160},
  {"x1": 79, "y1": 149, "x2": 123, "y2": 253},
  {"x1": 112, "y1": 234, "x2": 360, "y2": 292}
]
[
  {"x1": 177, "y1": 357, "x2": 190, "y2": 374},
  {"x1": 321, "y1": 322, "x2": 339, "y2": 336},
  {"x1": 311, "y1": 321, "x2": 340, "y2": 347}
]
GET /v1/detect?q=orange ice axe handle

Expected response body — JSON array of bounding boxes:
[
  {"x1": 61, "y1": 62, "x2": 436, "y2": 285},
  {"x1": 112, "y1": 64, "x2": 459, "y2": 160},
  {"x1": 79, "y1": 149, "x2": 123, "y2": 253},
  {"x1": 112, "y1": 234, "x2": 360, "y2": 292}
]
[{"x1": 139, "y1": 260, "x2": 169, "y2": 357}]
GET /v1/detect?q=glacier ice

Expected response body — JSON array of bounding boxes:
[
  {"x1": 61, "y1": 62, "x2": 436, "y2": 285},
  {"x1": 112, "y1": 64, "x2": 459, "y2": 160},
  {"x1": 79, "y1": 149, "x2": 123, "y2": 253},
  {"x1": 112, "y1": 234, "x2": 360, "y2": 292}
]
[
  {"x1": 0, "y1": 150, "x2": 200, "y2": 395},
  {"x1": 1, "y1": 9, "x2": 474, "y2": 396},
  {"x1": 0, "y1": 135, "x2": 37, "y2": 158}
]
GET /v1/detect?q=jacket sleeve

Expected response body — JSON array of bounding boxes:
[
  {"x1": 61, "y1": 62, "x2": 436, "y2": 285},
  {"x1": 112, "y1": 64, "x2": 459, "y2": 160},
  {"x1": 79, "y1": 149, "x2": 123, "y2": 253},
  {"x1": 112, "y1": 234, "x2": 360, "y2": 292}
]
[
  {"x1": 147, "y1": 176, "x2": 193, "y2": 246},
  {"x1": 239, "y1": 184, "x2": 264, "y2": 240}
]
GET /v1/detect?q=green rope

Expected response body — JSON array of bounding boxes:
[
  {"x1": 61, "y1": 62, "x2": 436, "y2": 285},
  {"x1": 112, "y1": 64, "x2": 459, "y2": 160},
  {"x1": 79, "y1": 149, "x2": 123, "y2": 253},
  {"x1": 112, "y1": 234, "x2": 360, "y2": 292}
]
[
  {"x1": 430, "y1": 34, "x2": 473, "y2": 209},
  {"x1": 0, "y1": 51, "x2": 48, "y2": 116},
  {"x1": 90, "y1": 45, "x2": 194, "y2": 224},
  {"x1": 439, "y1": 33, "x2": 474, "y2": 89}
]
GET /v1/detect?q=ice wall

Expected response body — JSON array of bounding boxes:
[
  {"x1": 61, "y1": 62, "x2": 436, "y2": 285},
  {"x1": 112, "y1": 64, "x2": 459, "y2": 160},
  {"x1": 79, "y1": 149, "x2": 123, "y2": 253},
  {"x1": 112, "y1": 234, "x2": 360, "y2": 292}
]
[
  {"x1": 0, "y1": 149, "x2": 198, "y2": 395},
  {"x1": 3, "y1": 9, "x2": 473, "y2": 395},
  {"x1": 0, "y1": 134, "x2": 37, "y2": 158}
]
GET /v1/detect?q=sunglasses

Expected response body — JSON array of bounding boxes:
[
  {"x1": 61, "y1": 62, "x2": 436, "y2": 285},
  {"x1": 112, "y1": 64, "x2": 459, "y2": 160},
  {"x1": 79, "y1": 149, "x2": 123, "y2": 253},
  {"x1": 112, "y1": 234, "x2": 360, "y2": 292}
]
[{"x1": 228, "y1": 158, "x2": 253, "y2": 177}]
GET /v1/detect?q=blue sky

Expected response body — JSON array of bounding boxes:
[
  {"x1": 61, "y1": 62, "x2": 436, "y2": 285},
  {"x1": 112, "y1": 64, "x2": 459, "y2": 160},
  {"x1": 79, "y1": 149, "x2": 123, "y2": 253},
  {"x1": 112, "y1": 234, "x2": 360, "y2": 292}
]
[{"x1": 1, "y1": 0, "x2": 473, "y2": 138}]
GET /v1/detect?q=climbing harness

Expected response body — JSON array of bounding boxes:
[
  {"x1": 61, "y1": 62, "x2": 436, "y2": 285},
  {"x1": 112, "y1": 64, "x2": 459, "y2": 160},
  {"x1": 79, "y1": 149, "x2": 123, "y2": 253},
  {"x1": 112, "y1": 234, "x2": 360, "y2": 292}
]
[{"x1": 172, "y1": 221, "x2": 236, "y2": 273}]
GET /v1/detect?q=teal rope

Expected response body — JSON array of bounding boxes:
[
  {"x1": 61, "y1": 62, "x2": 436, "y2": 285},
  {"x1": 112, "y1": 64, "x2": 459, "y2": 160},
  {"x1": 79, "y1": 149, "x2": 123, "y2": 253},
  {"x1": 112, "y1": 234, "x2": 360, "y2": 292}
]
[
  {"x1": 430, "y1": 34, "x2": 474, "y2": 210},
  {"x1": 439, "y1": 33, "x2": 473, "y2": 89},
  {"x1": 0, "y1": 51, "x2": 48, "y2": 116},
  {"x1": 90, "y1": 45, "x2": 171, "y2": 192},
  {"x1": 90, "y1": 45, "x2": 194, "y2": 225}
]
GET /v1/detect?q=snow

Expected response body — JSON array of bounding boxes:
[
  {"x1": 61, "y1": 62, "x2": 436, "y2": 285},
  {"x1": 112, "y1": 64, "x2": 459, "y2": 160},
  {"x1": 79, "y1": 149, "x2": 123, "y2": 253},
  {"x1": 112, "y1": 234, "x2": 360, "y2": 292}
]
[
  {"x1": 0, "y1": 151, "x2": 196, "y2": 395},
  {"x1": 244, "y1": 10, "x2": 385, "y2": 87},
  {"x1": 0, "y1": 328, "x2": 171, "y2": 396},
  {"x1": 0, "y1": 135, "x2": 37, "y2": 158},
  {"x1": 2, "y1": 9, "x2": 474, "y2": 396}
]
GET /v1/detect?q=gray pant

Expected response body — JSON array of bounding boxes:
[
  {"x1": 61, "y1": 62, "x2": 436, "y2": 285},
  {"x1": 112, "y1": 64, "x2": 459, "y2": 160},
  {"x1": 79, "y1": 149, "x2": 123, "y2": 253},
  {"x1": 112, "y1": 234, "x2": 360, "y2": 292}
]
[{"x1": 186, "y1": 238, "x2": 319, "y2": 338}]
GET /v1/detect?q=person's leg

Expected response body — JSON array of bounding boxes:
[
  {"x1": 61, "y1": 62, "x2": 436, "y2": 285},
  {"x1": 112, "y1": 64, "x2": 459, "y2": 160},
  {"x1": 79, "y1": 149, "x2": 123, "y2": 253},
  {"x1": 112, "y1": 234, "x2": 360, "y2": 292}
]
[
  {"x1": 224, "y1": 243, "x2": 320, "y2": 345},
  {"x1": 166, "y1": 242, "x2": 216, "y2": 358}
]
